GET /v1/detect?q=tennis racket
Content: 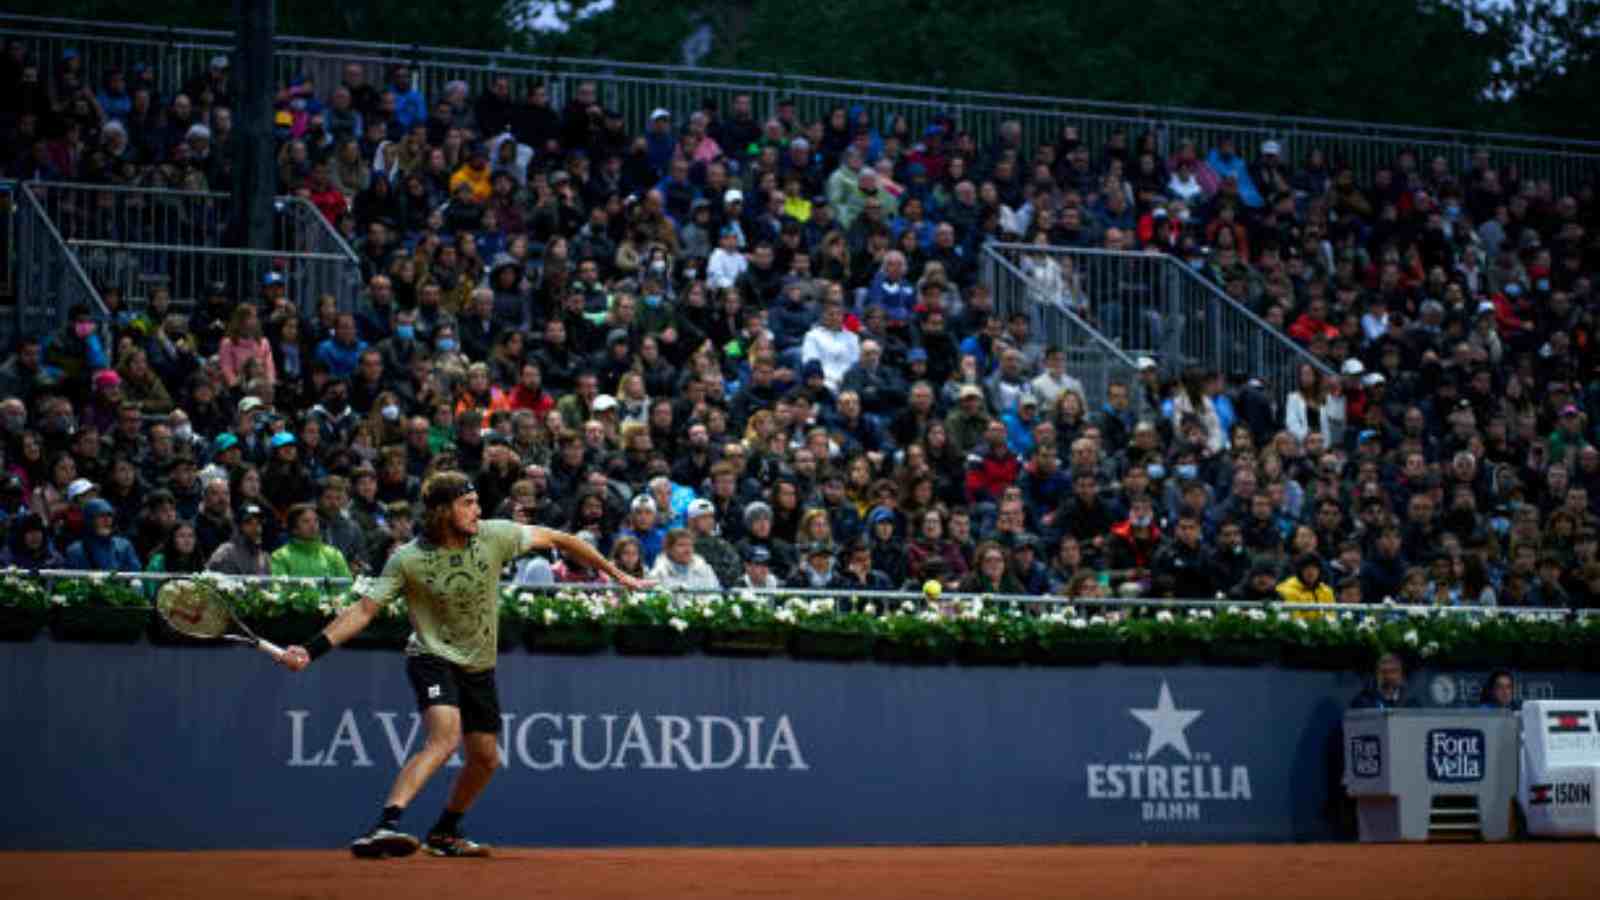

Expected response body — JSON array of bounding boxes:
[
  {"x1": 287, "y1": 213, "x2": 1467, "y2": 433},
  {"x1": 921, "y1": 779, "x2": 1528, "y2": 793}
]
[{"x1": 154, "y1": 578, "x2": 286, "y2": 662}]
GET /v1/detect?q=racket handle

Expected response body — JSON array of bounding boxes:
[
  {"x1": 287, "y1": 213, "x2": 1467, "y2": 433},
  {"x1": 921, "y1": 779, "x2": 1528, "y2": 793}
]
[{"x1": 255, "y1": 638, "x2": 286, "y2": 661}]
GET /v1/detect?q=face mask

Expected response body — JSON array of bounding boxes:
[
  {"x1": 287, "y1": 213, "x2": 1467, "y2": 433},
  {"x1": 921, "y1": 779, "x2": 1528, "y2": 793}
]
[
  {"x1": 74, "y1": 322, "x2": 95, "y2": 339},
  {"x1": 381, "y1": 404, "x2": 400, "y2": 421},
  {"x1": 1132, "y1": 514, "x2": 1152, "y2": 528},
  {"x1": 1505, "y1": 283, "x2": 1522, "y2": 298},
  {"x1": 643, "y1": 294, "x2": 662, "y2": 308},
  {"x1": 1176, "y1": 463, "x2": 1198, "y2": 480},
  {"x1": 436, "y1": 338, "x2": 457, "y2": 352},
  {"x1": 395, "y1": 324, "x2": 415, "y2": 340},
  {"x1": 173, "y1": 425, "x2": 193, "y2": 442},
  {"x1": 649, "y1": 260, "x2": 666, "y2": 273},
  {"x1": 1537, "y1": 279, "x2": 1550, "y2": 292},
  {"x1": 1445, "y1": 205, "x2": 1460, "y2": 217},
  {"x1": 1189, "y1": 258, "x2": 1205, "y2": 271},
  {"x1": 684, "y1": 267, "x2": 698, "y2": 281},
  {"x1": 1146, "y1": 464, "x2": 1166, "y2": 480}
]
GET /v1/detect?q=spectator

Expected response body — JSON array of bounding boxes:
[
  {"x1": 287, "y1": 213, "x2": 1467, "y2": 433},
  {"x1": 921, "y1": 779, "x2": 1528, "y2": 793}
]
[
  {"x1": 1350, "y1": 652, "x2": 1422, "y2": 709},
  {"x1": 269, "y1": 503, "x2": 351, "y2": 579},
  {"x1": 1277, "y1": 553, "x2": 1335, "y2": 615},
  {"x1": 1479, "y1": 669, "x2": 1518, "y2": 710},
  {"x1": 64, "y1": 499, "x2": 141, "y2": 571},
  {"x1": 647, "y1": 527, "x2": 720, "y2": 590}
]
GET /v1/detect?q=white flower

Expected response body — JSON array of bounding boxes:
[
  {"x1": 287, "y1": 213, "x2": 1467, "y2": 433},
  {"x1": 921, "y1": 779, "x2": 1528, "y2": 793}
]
[
  {"x1": 1357, "y1": 618, "x2": 1377, "y2": 632},
  {"x1": 1246, "y1": 608, "x2": 1267, "y2": 622},
  {"x1": 1421, "y1": 641, "x2": 1439, "y2": 659},
  {"x1": 1197, "y1": 609, "x2": 1214, "y2": 620},
  {"x1": 919, "y1": 610, "x2": 942, "y2": 624},
  {"x1": 1340, "y1": 611, "x2": 1353, "y2": 622},
  {"x1": 731, "y1": 605, "x2": 744, "y2": 620},
  {"x1": 862, "y1": 603, "x2": 877, "y2": 616},
  {"x1": 775, "y1": 609, "x2": 795, "y2": 624},
  {"x1": 1403, "y1": 628, "x2": 1419, "y2": 646},
  {"x1": 1226, "y1": 606, "x2": 1242, "y2": 616},
  {"x1": 50, "y1": 594, "x2": 65, "y2": 606},
  {"x1": 1155, "y1": 610, "x2": 1174, "y2": 624},
  {"x1": 1296, "y1": 619, "x2": 1309, "y2": 631},
  {"x1": 1382, "y1": 597, "x2": 1396, "y2": 609},
  {"x1": 1069, "y1": 617, "x2": 1088, "y2": 630},
  {"x1": 542, "y1": 609, "x2": 557, "y2": 626},
  {"x1": 1089, "y1": 614, "x2": 1107, "y2": 626},
  {"x1": 668, "y1": 617, "x2": 688, "y2": 633}
]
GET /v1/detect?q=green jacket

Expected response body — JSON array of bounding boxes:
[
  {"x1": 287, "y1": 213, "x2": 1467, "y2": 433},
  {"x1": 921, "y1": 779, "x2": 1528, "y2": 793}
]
[{"x1": 269, "y1": 538, "x2": 352, "y2": 579}]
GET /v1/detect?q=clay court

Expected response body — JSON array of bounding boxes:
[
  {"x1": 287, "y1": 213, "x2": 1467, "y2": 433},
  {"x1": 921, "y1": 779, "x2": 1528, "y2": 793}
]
[{"x1": 4, "y1": 843, "x2": 1597, "y2": 899}]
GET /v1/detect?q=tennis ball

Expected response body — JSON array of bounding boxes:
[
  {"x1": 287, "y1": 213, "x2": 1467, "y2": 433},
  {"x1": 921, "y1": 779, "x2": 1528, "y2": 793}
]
[{"x1": 922, "y1": 579, "x2": 942, "y2": 599}]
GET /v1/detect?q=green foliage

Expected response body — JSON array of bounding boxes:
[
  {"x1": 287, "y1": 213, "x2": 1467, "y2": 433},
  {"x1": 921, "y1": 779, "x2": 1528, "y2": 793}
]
[
  {"x1": 0, "y1": 568, "x2": 50, "y2": 610},
  {"x1": 52, "y1": 573, "x2": 149, "y2": 608}
]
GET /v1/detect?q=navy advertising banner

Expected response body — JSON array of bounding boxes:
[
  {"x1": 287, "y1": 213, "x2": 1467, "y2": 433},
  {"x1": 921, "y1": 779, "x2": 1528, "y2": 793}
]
[{"x1": 3, "y1": 642, "x2": 1599, "y2": 850}]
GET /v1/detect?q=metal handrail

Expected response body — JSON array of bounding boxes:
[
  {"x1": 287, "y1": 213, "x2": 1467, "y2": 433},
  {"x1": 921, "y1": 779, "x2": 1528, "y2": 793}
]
[
  {"x1": 990, "y1": 242, "x2": 1337, "y2": 378},
  {"x1": 3, "y1": 11, "x2": 1598, "y2": 155},
  {"x1": 279, "y1": 195, "x2": 361, "y2": 265},
  {"x1": 15, "y1": 182, "x2": 106, "y2": 316},
  {"x1": 64, "y1": 238, "x2": 349, "y2": 262},
  {"x1": 981, "y1": 244, "x2": 1141, "y2": 367},
  {"x1": 25, "y1": 569, "x2": 1590, "y2": 618}
]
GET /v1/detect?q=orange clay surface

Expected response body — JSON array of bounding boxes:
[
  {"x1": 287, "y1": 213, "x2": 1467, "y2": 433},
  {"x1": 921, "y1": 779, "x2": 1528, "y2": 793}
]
[{"x1": 4, "y1": 843, "x2": 1600, "y2": 900}]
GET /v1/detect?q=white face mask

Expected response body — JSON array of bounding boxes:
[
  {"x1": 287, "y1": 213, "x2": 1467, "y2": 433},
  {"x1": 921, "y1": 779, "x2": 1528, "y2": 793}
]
[
  {"x1": 173, "y1": 425, "x2": 193, "y2": 441},
  {"x1": 381, "y1": 404, "x2": 400, "y2": 421}
]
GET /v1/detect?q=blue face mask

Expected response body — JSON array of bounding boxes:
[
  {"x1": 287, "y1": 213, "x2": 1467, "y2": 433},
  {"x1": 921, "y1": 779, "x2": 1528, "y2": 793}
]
[
  {"x1": 1445, "y1": 205, "x2": 1460, "y2": 217},
  {"x1": 1505, "y1": 283, "x2": 1522, "y2": 298},
  {"x1": 1147, "y1": 463, "x2": 1167, "y2": 481},
  {"x1": 643, "y1": 294, "x2": 662, "y2": 308},
  {"x1": 436, "y1": 338, "x2": 457, "y2": 352},
  {"x1": 1176, "y1": 463, "x2": 1198, "y2": 480},
  {"x1": 395, "y1": 324, "x2": 415, "y2": 340},
  {"x1": 1537, "y1": 279, "x2": 1550, "y2": 292},
  {"x1": 1189, "y1": 258, "x2": 1205, "y2": 271}
]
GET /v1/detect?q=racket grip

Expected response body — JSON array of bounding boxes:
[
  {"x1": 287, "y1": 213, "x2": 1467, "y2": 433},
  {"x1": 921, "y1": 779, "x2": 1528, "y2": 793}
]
[{"x1": 255, "y1": 638, "x2": 286, "y2": 661}]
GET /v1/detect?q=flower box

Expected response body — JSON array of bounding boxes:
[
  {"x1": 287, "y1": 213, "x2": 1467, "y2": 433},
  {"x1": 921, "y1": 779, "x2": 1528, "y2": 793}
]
[
  {"x1": 1027, "y1": 637, "x2": 1121, "y2": 665},
  {"x1": 786, "y1": 629, "x2": 876, "y2": 661},
  {"x1": 0, "y1": 606, "x2": 48, "y2": 642},
  {"x1": 344, "y1": 615, "x2": 412, "y2": 650},
  {"x1": 614, "y1": 624, "x2": 699, "y2": 656},
  {"x1": 956, "y1": 639, "x2": 1027, "y2": 666},
  {"x1": 873, "y1": 635, "x2": 954, "y2": 665},
  {"x1": 50, "y1": 606, "x2": 150, "y2": 643},
  {"x1": 523, "y1": 623, "x2": 611, "y2": 654},
  {"x1": 1207, "y1": 639, "x2": 1280, "y2": 666},
  {"x1": 702, "y1": 628, "x2": 788, "y2": 657}
]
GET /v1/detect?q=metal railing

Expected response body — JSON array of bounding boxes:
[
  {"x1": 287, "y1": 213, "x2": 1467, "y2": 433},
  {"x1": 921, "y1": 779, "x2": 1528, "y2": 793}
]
[
  {"x1": 24, "y1": 569, "x2": 1592, "y2": 620},
  {"x1": 4, "y1": 14, "x2": 1599, "y2": 193},
  {"x1": 24, "y1": 181, "x2": 363, "y2": 316},
  {"x1": 10, "y1": 182, "x2": 106, "y2": 345},
  {"x1": 980, "y1": 244, "x2": 1139, "y2": 409},
  {"x1": 988, "y1": 242, "x2": 1334, "y2": 405}
]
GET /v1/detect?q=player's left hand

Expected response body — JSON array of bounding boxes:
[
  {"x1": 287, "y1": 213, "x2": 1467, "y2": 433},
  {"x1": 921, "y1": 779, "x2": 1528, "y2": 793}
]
[{"x1": 616, "y1": 574, "x2": 658, "y2": 591}]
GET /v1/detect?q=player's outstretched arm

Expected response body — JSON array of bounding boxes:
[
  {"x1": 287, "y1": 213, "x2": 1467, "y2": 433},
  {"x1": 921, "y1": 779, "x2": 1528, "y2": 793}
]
[
  {"x1": 527, "y1": 525, "x2": 657, "y2": 592},
  {"x1": 280, "y1": 596, "x2": 382, "y2": 671}
]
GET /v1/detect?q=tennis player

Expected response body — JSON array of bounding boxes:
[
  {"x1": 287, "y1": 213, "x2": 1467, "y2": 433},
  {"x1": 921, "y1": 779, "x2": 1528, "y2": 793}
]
[{"x1": 279, "y1": 471, "x2": 654, "y2": 858}]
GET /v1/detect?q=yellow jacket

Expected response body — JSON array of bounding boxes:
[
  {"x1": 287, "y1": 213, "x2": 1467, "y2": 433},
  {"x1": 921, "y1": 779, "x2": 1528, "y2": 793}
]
[
  {"x1": 449, "y1": 163, "x2": 493, "y2": 203},
  {"x1": 1276, "y1": 575, "x2": 1334, "y2": 618}
]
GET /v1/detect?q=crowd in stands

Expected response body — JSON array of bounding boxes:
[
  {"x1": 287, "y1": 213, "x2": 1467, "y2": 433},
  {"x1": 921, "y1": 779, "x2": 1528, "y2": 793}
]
[{"x1": 1, "y1": 39, "x2": 1599, "y2": 609}]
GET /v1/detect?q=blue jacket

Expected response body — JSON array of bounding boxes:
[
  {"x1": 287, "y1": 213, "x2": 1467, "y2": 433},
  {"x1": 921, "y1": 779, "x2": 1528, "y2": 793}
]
[
  {"x1": 64, "y1": 535, "x2": 142, "y2": 572},
  {"x1": 768, "y1": 299, "x2": 815, "y2": 351},
  {"x1": 1206, "y1": 150, "x2": 1262, "y2": 208},
  {"x1": 866, "y1": 272, "x2": 916, "y2": 323},
  {"x1": 315, "y1": 337, "x2": 369, "y2": 379},
  {"x1": 392, "y1": 88, "x2": 427, "y2": 130}
]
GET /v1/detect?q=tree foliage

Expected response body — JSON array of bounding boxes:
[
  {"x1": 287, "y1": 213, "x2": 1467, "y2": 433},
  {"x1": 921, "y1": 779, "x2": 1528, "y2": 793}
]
[{"x1": 8, "y1": 0, "x2": 1597, "y2": 139}]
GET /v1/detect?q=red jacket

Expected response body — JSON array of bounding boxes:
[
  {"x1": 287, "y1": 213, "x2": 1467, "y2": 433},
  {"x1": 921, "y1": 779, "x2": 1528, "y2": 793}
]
[
  {"x1": 1288, "y1": 313, "x2": 1338, "y2": 344},
  {"x1": 1108, "y1": 519, "x2": 1162, "y2": 571},
  {"x1": 965, "y1": 448, "x2": 1021, "y2": 504}
]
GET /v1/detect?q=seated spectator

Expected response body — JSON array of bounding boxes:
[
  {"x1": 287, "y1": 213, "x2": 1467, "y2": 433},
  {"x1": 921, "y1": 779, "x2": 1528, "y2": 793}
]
[
  {"x1": 1350, "y1": 652, "x2": 1422, "y2": 709},
  {"x1": 269, "y1": 503, "x2": 352, "y2": 579},
  {"x1": 64, "y1": 499, "x2": 141, "y2": 572},
  {"x1": 647, "y1": 527, "x2": 720, "y2": 590}
]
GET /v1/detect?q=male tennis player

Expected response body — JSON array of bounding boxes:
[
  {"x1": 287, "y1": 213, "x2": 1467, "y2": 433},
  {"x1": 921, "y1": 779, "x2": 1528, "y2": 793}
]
[{"x1": 279, "y1": 471, "x2": 654, "y2": 858}]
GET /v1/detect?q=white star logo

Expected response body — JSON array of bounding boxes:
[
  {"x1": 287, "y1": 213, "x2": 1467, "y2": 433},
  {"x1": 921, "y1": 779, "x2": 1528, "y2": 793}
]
[{"x1": 1130, "y1": 681, "x2": 1204, "y2": 762}]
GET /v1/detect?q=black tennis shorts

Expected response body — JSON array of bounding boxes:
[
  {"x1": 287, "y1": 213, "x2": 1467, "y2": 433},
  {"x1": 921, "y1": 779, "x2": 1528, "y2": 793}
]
[{"x1": 405, "y1": 654, "x2": 502, "y2": 735}]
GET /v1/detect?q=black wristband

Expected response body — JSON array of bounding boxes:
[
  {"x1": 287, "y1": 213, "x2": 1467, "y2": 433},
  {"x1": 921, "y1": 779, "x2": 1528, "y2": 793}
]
[{"x1": 305, "y1": 632, "x2": 334, "y2": 661}]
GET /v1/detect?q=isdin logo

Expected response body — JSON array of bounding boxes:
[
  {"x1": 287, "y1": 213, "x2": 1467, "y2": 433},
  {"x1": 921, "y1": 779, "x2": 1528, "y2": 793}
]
[
  {"x1": 1085, "y1": 681, "x2": 1253, "y2": 823},
  {"x1": 286, "y1": 709, "x2": 809, "y2": 772}
]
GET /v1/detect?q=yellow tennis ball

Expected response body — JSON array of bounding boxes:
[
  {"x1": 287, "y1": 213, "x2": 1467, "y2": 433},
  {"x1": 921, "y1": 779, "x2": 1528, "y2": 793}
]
[{"x1": 922, "y1": 579, "x2": 942, "y2": 599}]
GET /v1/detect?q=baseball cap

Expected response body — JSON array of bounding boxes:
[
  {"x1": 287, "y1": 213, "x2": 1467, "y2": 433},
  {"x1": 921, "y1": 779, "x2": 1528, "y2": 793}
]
[
  {"x1": 1261, "y1": 140, "x2": 1282, "y2": 156},
  {"x1": 687, "y1": 498, "x2": 716, "y2": 518},
  {"x1": 907, "y1": 348, "x2": 928, "y2": 363},
  {"x1": 649, "y1": 107, "x2": 671, "y2": 121},
  {"x1": 210, "y1": 54, "x2": 229, "y2": 69},
  {"x1": 630, "y1": 494, "x2": 657, "y2": 514},
  {"x1": 1341, "y1": 359, "x2": 1365, "y2": 376},
  {"x1": 744, "y1": 501, "x2": 772, "y2": 524},
  {"x1": 262, "y1": 271, "x2": 285, "y2": 287},
  {"x1": 867, "y1": 506, "x2": 895, "y2": 526},
  {"x1": 213, "y1": 432, "x2": 239, "y2": 453},
  {"x1": 592, "y1": 394, "x2": 619, "y2": 413},
  {"x1": 959, "y1": 384, "x2": 984, "y2": 400},
  {"x1": 66, "y1": 479, "x2": 96, "y2": 501},
  {"x1": 1561, "y1": 404, "x2": 1581, "y2": 417},
  {"x1": 83, "y1": 499, "x2": 115, "y2": 519},
  {"x1": 743, "y1": 545, "x2": 771, "y2": 565},
  {"x1": 1019, "y1": 393, "x2": 1039, "y2": 408},
  {"x1": 269, "y1": 431, "x2": 296, "y2": 448},
  {"x1": 1136, "y1": 356, "x2": 1157, "y2": 371},
  {"x1": 607, "y1": 327, "x2": 630, "y2": 346},
  {"x1": 240, "y1": 504, "x2": 265, "y2": 521},
  {"x1": 238, "y1": 396, "x2": 265, "y2": 414},
  {"x1": 93, "y1": 369, "x2": 122, "y2": 390},
  {"x1": 723, "y1": 189, "x2": 743, "y2": 205},
  {"x1": 805, "y1": 541, "x2": 834, "y2": 558},
  {"x1": 1362, "y1": 373, "x2": 1386, "y2": 388}
]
